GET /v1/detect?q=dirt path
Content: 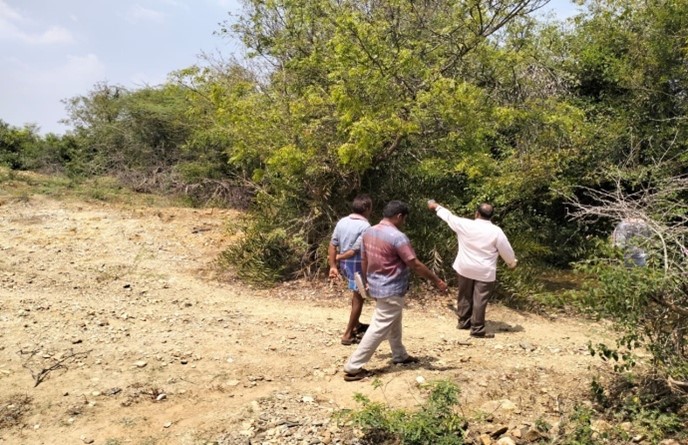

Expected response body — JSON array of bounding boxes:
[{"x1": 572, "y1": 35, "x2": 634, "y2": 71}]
[{"x1": 0, "y1": 194, "x2": 615, "y2": 445}]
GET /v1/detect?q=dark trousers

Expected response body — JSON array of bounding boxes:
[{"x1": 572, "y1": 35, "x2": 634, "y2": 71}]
[{"x1": 457, "y1": 273, "x2": 495, "y2": 336}]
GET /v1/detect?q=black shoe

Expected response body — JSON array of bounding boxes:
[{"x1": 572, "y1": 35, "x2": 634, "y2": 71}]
[
  {"x1": 393, "y1": 355, "x2": 420, "y2": 365},
  {"x1": 457, "y1": 323, "x2": 471, "y2": 330},
  {"x1": 354, "y1": 323, "x2": 369, "y2": 337},
  {"x1": 470, "y1": 332, "x2": 494, "y2": 339}
]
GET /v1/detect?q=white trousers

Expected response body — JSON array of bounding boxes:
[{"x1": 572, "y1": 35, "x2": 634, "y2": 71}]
[{"x1": 344, "y1": 296, "x2": 409, "y2": 374}]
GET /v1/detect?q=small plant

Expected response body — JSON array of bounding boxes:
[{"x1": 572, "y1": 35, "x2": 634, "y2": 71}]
[
  {"x1": 338, "y1": 380, "x2": 467, "y2": 445},
  {"x1": 559, "y1": 405, "x2": 603, "y2": 445},
  {"x1": 534, "y1": 417, "x2": 552, "y2": 433},
  {"x1": 587, "y1": 341, "x2": 637, "y2": 374},
  {"x1": 589, "y1": 377, "x2": 608, "y2": 407}
]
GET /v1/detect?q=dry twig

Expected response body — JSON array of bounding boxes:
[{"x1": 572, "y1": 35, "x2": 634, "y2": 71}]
[{"x1": 18, "y1": 348, "x2": 92, "y2": 388}]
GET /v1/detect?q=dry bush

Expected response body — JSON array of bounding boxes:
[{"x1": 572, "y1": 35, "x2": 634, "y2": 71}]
[{"x1": 0, "y1": 394, "x2": 32, "y2": 430}]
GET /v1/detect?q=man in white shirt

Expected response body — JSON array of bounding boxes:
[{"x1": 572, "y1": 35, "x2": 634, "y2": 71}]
[{"x1": 428, "y1": 200, "x2": 517, "y2": 338}]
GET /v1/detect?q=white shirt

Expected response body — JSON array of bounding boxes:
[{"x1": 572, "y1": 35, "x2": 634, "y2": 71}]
[{"x1": 436, "y1": 206, "x2": 516, "y2": 282}]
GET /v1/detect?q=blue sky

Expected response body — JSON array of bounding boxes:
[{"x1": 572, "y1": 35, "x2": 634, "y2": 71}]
[{"x1": 0, "y1": 0, "x2": 580, "y2": 135}]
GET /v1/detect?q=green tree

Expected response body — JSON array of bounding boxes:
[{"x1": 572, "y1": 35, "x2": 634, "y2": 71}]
[
  {"x1": 62, "y1": 82, "x2": 202, "y2": 192},
  {"x1": 0, "y1": 120, "x2": 40, "y2": 170},
  {"x1": 215, "y1": 0, "x2": 593, "y2": 281},
  {"x1": 566, "y1": 0, "x2": 688, "y2": 175}
]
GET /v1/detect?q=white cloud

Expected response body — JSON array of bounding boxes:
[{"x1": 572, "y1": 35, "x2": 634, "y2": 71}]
[
  {"x1": 2, "y1": 53, "x2": 105, "y2": 96},
  {"x1": 0, "y1": 0, "x2": 28, "y2": 40},
  {"x1": 28, "y1": 25, "x2": 74, "y2": 44},
  {"x1": 0, "y1": 0, "x2": 74, "y2": 44},
  {"x1": 0, "y1": 1, "x2": 22, "y2": 22},
  {"x1": 126, "y1": 4, "x2": 165, "y2": 24},
  {"x1": 52, "y1": 54, "x2": 107, "y2": 84}
]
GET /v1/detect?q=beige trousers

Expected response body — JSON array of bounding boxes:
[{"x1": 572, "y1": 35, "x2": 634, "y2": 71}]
[{"x1": 344, "y1": 296, "x2": 409, "y2": 374}]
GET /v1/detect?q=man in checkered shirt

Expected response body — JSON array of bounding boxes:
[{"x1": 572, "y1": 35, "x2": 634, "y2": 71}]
[{"x1": 343, "y1": 200, "x2": 447, "y2": 381}]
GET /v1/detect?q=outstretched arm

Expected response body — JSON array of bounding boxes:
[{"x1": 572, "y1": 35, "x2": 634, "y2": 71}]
[{"x1": 428, "y1": 199, "x2": 465, "y2": 235}]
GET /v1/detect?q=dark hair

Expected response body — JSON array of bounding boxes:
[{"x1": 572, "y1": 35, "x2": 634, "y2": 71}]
[
  {"x1": 382, "y1": 200, "x2": 410, "y2": 218},
  {"x1": 477, "y1": 203, "x2": 494, "y2": 220},
  {"x1": 352, "y1": 194, "x2": 372, "y2": 214}
]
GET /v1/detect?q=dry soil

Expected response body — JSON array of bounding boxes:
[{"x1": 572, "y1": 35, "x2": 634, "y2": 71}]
[{"x1": 0, "y1": 193, "x2": 618, "y2": 445}]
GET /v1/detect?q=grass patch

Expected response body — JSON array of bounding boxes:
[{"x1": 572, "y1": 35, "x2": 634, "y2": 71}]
[{"x1": 0, "y1": 167, "x2": 191, "y2": 208}]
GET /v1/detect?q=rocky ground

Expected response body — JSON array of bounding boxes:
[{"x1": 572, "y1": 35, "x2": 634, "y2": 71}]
[{"x1": 0, "y1": 189, "x2": 642, "y2": 445}]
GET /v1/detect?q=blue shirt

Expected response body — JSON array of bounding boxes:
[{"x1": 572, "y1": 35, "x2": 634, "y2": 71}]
[{"x1": 331, "y1": 214, "x2": 370, "y2": 254}]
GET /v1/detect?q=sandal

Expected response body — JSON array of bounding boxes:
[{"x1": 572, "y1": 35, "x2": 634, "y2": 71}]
[
  {"x1": 341, "y1": 337, "x2": 360, "y2": 346},
  {"x1": 344, "y1": 368, "x2": 373, "y2": 382}
]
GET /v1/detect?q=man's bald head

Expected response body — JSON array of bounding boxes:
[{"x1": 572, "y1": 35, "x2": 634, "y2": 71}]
[{"x1": 477, "y1": 203, "x2": 494, "y2": 220}]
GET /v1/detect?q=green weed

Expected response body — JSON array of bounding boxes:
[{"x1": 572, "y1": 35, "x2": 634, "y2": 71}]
[{"x1": 338, "y1": 380, "x2": 467, "y2": 445}]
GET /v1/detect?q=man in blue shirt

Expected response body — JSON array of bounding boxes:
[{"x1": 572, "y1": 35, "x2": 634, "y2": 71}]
[{"x1": 329, "y1": 195, "x2": 373, "y2": 345}]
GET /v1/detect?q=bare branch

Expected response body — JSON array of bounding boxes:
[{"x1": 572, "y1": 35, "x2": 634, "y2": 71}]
[
  {"x1": 19, "y1": 349, "x2": 92, "y2": 388},
  {"x1": 667, "y1": 376, "x2": 688, "y2": 394}
]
